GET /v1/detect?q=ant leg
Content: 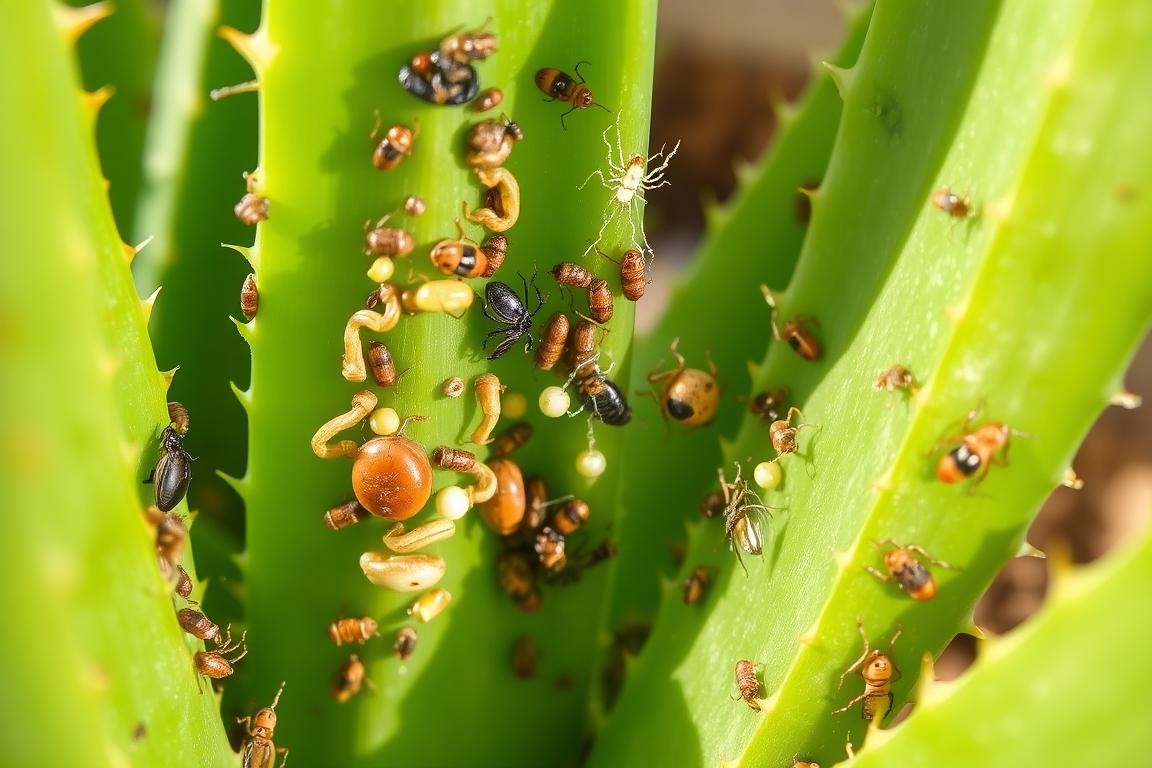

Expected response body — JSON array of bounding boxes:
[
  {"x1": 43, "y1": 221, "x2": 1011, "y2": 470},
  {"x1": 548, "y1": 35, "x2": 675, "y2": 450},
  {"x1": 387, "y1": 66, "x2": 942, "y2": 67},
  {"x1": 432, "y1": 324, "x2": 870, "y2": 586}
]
[
  {"x1": 837, "y1": 619, "x2": 871, "y2": 689},
  {"x1": 863, "y1": 565, "x2": 893, "y2": 583},
  {"x1": 559, "y1": 104, "x2": 578, "y2": 130},
  {"x1": 573, "y1": 60, "x2": 591, "y2": 84},
  {"x1": 831, "y1": 691, "x2": 870, "y2": 715}
]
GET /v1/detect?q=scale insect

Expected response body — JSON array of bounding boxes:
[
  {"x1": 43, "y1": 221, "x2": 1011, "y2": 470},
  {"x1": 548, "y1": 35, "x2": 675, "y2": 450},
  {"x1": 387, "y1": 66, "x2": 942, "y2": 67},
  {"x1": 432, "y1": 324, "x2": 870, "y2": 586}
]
[{"x1": 580, "y1": 121, "x2": 680, "y2": 258}]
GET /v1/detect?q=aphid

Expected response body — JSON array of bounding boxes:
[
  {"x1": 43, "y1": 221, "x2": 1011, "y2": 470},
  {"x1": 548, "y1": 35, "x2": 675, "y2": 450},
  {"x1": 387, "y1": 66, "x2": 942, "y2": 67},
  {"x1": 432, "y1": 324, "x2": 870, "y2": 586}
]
[
  {"x1": 718, "y1": 463, "x2": 774, "y2": 575},
  {"x1": 586, "y1": 278, "x2": 613, "y2": 324},
  {"x1": 145, "y1": 426, "x2": 193, "y2": 512},
  {"x1": 399, "y1": 50, "x2": 480, "y2": 106},
  {"x1": 400, "y1": 279, "x2": 475, "y2": 315},
  {"x1": 240, "y1": 273, "x2": 259, "y2": 321},
  {"x1": 360, "y1": 552, "x2": 447, "y2": 591},
  {"x1": 934, "y1": 406, "x2": 1025, "y2": 487},
  {"x1": 464, "y1": 166, "x2": 520, "y2": 232},
  {"x1": 683, "y1": 565, "x2": 712, "y2": 606},
  {"x1": 616, "y1": 249, "x2": 646, "y2": 301},
  {"x1": 193, "y1": 632, "x2": 248, "y2": 692},
  {"x1": 483, "y1": 271, "x2": 546, "y2": 360},
  {"x1": 534, "y1": 525, "x2": 567, "y2": 572},
  {"x1": 931, "y1": 186, "x2": 971, "y2": 218},
  {"x1": 764, "y1": 406, "x2": 818, "y2": 465},
  {"x1": 408, "y1": 588, "x2": 452, "y2": 622},
  {"x1": 472, "y1": 373, "x2": 504, "y2": 445},
  {"x1": 734, "y1": 659, "x2": 762, "y2": 711},
  {"x1": 166, "y1": 401, "x2": 191, "y2": 435},
  {"x1": 580, "y1": 122, "x2": 680, "y2": 256},
  {"x1": 365, "y1": 341, "x2": 399, "y2": 387},
  {"x1": 535, "y1": 61, "x2": 611, "y2": 128},
  {"x1": 175, "y1": 565, "x2": 193, "y2": 598},
  {"x1": 553, "y1": 499, "x2": 590, "y2": 535},
  {"x1": 491, "y1": 422, "x2": 533, "y2": 457},
  {"x1": 383, "y1": 518, "x2": 457, "y2": 553},
  {"x1": 748, "y1": 387, "x2": 790, "y2": 423},
  {"x1": 364, "y1": 215, "x2": 415, "y2": 257},
  {"x1": 371, "y1": 118, "x2": 415, "y2": 171},
  {"x1": 865, "y1": 540, "x2": 958, "y2": 601},
  {"x1": 328, "y1": 616, "x2": 380, "y2": 646},
  {"x1": 511, "y1": 636, "x2": 537, "y2": 679},
  {"x1": 478, "y1": 457, "x2": 526, "y2": 535},
  {"x1": 234, "y1": 193, "x2": 269, "y2": 226},
  {"x1": 323, "y1": 500, "x2": 370, "y2": 530},
  {"x1": 647, "y1": 337, "x2": 720, "y2": 426},
  {"x1": 432, "y1": 445, "x2": 477, "y2": 472},
  {"x1": 443, "y1": 377, "x2": 466, "y2": 398},
  {"x1": 238, "y1": 682, "x2": 288, "y2": 768},
  {"x1": 431, "y1": 221, "x2": 507, "y2": 278},
  {"x1": 394, "y1": 627, "x2": 418, "y2": 661},
  {"x1": 760, "y1": 285, "x2": 821, "y2": 361},
  {"x1": 551, "y1": 262, "x2": 594, "y2": 289},
  {"x1": 833, "y1": 619, "x2": 902, "y2": 721},
  {"x1": 466, "y1": 114, "x2": 524, "y2": 170},
  {"x1": 403, "y1": 194, "x2": 426, "y2": 216},
  {"x1": 332, "y1": 653, "x2": 368, "y2": 703},
  {"x1": 498, "y1": 548, "x2": 541, "y2": 611},
  {"x1": 474, "y1": 87, "x2": 503, "y2": 112},
  {"x1": 874, "y1": 364, "x2": 916, "y2": 394},
  {"x1": 535, "y1": 312, "x2": 569, "y2": 371},
  {"x1": 178, "y1": 606, "x2": 236, "y2": 648}
]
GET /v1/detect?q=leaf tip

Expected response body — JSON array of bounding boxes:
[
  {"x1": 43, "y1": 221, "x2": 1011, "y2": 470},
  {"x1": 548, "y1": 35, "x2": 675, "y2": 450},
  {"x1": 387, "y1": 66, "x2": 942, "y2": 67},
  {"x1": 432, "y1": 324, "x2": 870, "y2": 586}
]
[{"x1": 821, "y1": 61, "x2": 855, "y2": 100}]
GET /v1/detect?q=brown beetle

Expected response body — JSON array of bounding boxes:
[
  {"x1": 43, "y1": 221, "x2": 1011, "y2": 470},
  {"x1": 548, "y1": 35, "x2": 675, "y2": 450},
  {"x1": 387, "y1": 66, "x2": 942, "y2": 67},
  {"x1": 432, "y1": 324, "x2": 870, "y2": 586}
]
[
  {"x1": 833, "y1": 619, "x2": 902, "y2": 721},
  {"x1": 193, "y1": 631, "x2": 248, "y2": 692},
  {"x1": 552, "y1": 262, "x2": 594, "y2": 289},
  {"x1": 431, "y1": 220, "x2": 507, "y2": 278},
  {"x1": 178, "y1": 606, "x2": 235, "y2": 648},
  {"x1": 364, "y1": 215, "x2": 414, "y2": 257},
  {"x1": 734, "y1": 659, "x2": 762, "y2": 711},
  {"x1": 865, "y1": 540, "x2": 958, "y2": 601},
  {"x1": 329, "y1": 616, "x2": 380, "y2": 646},
  {"x1": 371, "y1": 117, "x2": 416, "y2": 170},
  {"x1": 616, "y1": 249, "x2": 646, "y2": 301},
  {"x1": 765, "y1": 407, "x2": 818, "y2": 464},
  {"x1": 586, "y1": 278, "x2": 613, "y2": 324},
  {"x1": 466, "y1": 114, "x2": 524, "y2": 170},
  {"x1": 761, "y1": 285, "x2": 821, "y2": 361},
  {"x1": 748, "y1": 387, "x2": 790, "y2": 423},
  {"x1": 365, "y1": 342, "x2": 400, "y2": 387},
  {"x1": 683, "y1": 565, "x2": 712, "y2": 606},
  {"x1": 535, "y1": 61, "x2": 610, "y2": 128}
]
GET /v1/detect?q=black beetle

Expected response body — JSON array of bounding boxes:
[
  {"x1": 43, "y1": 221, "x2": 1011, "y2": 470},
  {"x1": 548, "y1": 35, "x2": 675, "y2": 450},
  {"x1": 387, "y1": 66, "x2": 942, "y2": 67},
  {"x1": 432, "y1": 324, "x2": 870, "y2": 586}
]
[
  {"x1": 585, "y1": 378, "x2": 631, "y2": 426},
  {"x1": 483, "y1": 270, "x2": 546, "y2": 360},
  {"x1": 145, "y1": 426, "x2": 193, "y2": 512},
  {"x1": 399, "y1": 51, "x2": 479, "y2": 106}
]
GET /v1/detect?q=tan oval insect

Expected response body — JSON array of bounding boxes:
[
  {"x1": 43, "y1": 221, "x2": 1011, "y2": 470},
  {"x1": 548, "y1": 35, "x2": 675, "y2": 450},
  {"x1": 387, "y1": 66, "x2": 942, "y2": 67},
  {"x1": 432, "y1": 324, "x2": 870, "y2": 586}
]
[
  {"x1": 432, "y1": 445, "x2": 476, "y2": 472},
  {"x1": 332, "y1": 653, "x2": 368, "y2": 702},
  {"x1": 586, "y1": 278, "x2": 613, "y2": 323},
  {"x1": 364, "y1": 215, "x2": 414, "y2": 257},
  {"x1": 551, "y1": 262, "x2": 594, "y2": 289},
  {"x1": 359, "y1": 552, "x2": 446, "y2": 591},
  {"x1": 366, "y1": 341, "x2": 399, "y2": 387},
  {"x1": 617, "y1": 249, "x2": 646, "y2": 301},
  {"x1": 535, "y1": 313, "x2": 569, "y2": 371},
  {"x1": 474, "y1": 87, "x2": 504, "y2": 112},
  {"x1": 408, "y1": 588, "x2": 452, "y2": 622},
  {"x1": 735, "y1": 659, "x2": 761, "y2": 711},
  {"x1": 240, "y1": 273, "x2": 259, "y2": 320},
  {"x1": 443, "y1": 377, "x2": 466, "y2": 398},
  {"x1": 239, "y1": 682, "x2": 288, "y2": 768},
  {"x1": 328, "y1": 617, "x2": 379, "y2": 646}
]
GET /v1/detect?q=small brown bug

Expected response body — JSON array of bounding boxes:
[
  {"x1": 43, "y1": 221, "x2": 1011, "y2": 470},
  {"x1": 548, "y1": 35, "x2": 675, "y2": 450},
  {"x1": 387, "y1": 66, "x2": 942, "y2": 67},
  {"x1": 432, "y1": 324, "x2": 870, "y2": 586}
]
[
  {"x1": 552, "y1": 499, "x2": 590, "y2": 536},
  {"x1": 239, "y1": 273, "x2": 259, "y2": 321},
  {"x1": 443, "y1": 377, "x2": 466, "y2": 398},
  {"x1": 934, "y1": 405, "x2": 1026, "y2": 487},
  {"x1": 394, "y1": 627, "x2": 418, "y2": 661},
  {"x1": 683, "y1": 565, "x2": 712, "y2": 606},
  {"x1": 466, "y1": 114, "x2": 524, "y2": 170},
  {"x1": 167, "y1": 401, "x2": 191, "y2": 435},
  {"x1": 371, "y1": 117, "x2": 416, "y2": 171},
  {"x1": 748, "y1": 387, "x2": 790, "y2": 423},
  {"x1": 865, "y1": 540, "x2": 958, "y2": 601},
  {"x1": 175, "y1": 565, "x2": 193, "y2": 598},
  {"x1": 464, "y1": 166, "x2": 520, "y2": 232},
  {"x1": 474, "y1": 87, "x2": 503, "y2": 112},
  {"x1": 647, "y1": 338, "x2": 720, "y2": 426},
  {"x1": 364, "y1": 215, "x2": 414, "y2": 257},
  {"x1": 874, "y1": 365, "x2": 916, "y2": 394},
  {"x1": 403, "y1": 195, "x2": 426, "y2": 216},
  {"x1": 432, "y1": 445, "x2": 476, "y2": 472},
  {"x1": 535, "y1": 312, "x2": 570, "y2": 371},
  {"x1": 512, "y1": 635, "x2": 537, "y2": 679},
  {"x1": 761, "y1": 285, "x2": 821, "y2": 361},
  {"x1": 332, "y1": 653, "x2": 369, "y2": 702},
  {"x1": 329, "y1": 616, "x2": 380, "y2": 646},
  {"x1": 234, "y1": 193, "x2": 269, "y2": 226},
  {"x1": 472, "y1": 373, "x2": 504, "y2": 445},
  {"x1": 439, "y1": 21, "x2": 497, "y2": 66},
  {"x1": 365, "y1": 342, "x2": 400, "y2": 387},
  {"x1": 193, "y1": 631, "x2": 248, "y2": 692},
  {"x1": 409, "y1": 588, "x2": 452, "y2": 622},
  {"x1": 567, "y1": 319, "x2": 600, "y2": 376},
  {"x1": 551, "y1": 262, "x2": 594, "y2": 289},
  {"x1": 323, "y1": 500, "x2": 370, "y2": 530},
  {"x1": 616, "y1": 249, "x2": 646, "y2": 301},
  {"x1": 491, "y1": 422, "x2": 533, "y2": 457},
  {"x1": 431, "y1": 221, "x2": 507, "y2": 278},
  {"x1": 535, "y1": 61, "x2": 611, "y2": 128},
  {"x1": 534, "y1": 525, "x2": 567, "y2": 572},
  {"x1": 586, "y1": 278, "x2": 613, "y2": 324},
  {"x1": 478, "y1": 457, "x2": 526, "y2": 535},
  {"x1": 498, "y1": 548, "x2": 541, "y2": 611},
  {"x1": 833, "y1": 619, "x2": 901, "y2": 721},
  {"x1": 238, "y1": 682, "x2": 288, "y2": 768},
  {"x1": 734, "y1": 659, "x2": 762, "y2": 711},
  {"x1": 931, "y1": 186, "x2": 971, "y2": 218},
  {"x1": 178, "y1": 606, "x2": 235, "y2": 647},
  {"x1": 766, "y1": 407, "x2": 818, "y2": 465}
]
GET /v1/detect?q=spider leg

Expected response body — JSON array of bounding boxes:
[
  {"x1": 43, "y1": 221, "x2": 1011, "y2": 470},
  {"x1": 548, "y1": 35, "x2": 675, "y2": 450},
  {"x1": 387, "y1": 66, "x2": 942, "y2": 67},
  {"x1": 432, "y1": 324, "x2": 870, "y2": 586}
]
[
  {"x1": 614, "y1": 120, "x2": 626, "y2": 171},
  {"x1": 578, "y1": 168, "x2": 609, "y2": 191},
  {"x1": 647, "y1": 139, "x2": 680, "y2": 177}
]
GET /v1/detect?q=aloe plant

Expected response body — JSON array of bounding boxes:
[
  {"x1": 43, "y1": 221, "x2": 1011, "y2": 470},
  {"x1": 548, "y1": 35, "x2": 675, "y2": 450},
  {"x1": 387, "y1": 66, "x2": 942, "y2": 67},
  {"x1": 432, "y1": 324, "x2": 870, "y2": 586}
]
[{"x1": 4, "y1": 0, "x2": 1152, "y2": 766}]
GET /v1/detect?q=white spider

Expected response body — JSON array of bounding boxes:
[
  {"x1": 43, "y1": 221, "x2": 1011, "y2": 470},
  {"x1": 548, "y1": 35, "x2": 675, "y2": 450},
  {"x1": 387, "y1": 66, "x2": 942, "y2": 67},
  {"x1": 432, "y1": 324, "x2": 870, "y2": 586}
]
[{"x1": 580, "y1": 121, "x2": 680, "y2": 258}]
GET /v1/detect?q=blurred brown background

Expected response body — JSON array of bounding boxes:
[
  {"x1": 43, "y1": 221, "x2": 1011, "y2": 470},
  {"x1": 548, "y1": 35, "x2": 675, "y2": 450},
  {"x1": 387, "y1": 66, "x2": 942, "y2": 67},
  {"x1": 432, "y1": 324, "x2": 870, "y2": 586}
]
[{"x1": 646, "y1": 0, "x2": 1152, "y2": 679}]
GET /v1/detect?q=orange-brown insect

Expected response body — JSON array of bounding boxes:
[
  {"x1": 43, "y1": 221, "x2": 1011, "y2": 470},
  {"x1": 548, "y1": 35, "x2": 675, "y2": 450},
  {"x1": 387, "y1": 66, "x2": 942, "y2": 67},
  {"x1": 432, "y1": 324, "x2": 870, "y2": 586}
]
[
  {"x1": 535, "y1": 312, "x2": 569, "y2": 371},
  {"x1": 734, "y1": 659, "x2": 762, "y2": 711},
  {"x1": 240, "y1": 273, "x2": 259, "y2": 321},
  {"x1": 931, "y1": 186, "x2": 971, "y2": 218},
  {"x1": 394, "y1": 627, "x2": 418, "y2": 661},
  {"x1": 683, "y1": 565, "x2": 712, "y2": 606},
  {"x1": 765, "y1": 407, "x2": 818, "y2": 464},
  {"x1": 439, "y1": 21, "x2": 498, "y2": 66},
  {"x1": 364, "y1": 215, "x2": 414, "y2": 257},
  {"x1": 234, "y1": 194, "x2": 269, "y2": 226},
  {"x1": 616, "y1": 249, "x2": 646, "y2": 301},
  {"x1": 329, "y1": 616, "x2": 380, "y2": 646},
  {"x1": 865, "y1": 540, "x2": 958, "y2": 601},
  {"x1": 238, "y1": 682, "x2": 288, "y2": 768},
  {"x1": 933, "y1": 405, "x2": 1026, "y2": 486},
  {"x1": 534, "y1": 525, "x2": 567, "y2": 572},
  {"x1": 365, "y1": 342, "x2": 400, "y2": 387},
  {"x1": 431, "y1": 221, "x2": 507, "y2": 278},
  {"x1": 551, "y1": 262, "x2": 594, "y2": 289},
  {"x1": 371, "y1": 118, "x2": 415, "y2": 170},
  {"x1": 175, "y1": 564, "x2": 193, "y2": 598},
  {"x1": 833, "y1": 619, "x2": 901, "y2": 721},
  {"x1": 474, "y1": 87, "x2": 503, "y2": 112},
  {"x1": 567, "y1": 319, "x2": 600, "y2": 375},
  {"x1": 761, "y1": 285, "x2": 821, "y2": 361},
  {"x1": 874, "y1": 365, "x2": 916, "y2": 394},
  {"x1": 647, "y1": 337, "x2": 719, "y2": 426},
  {"x1": 178, "y1": 606, "x2": 235, "y2": 647},
  {"x1": 193, "y1": 631, "x2": 248, "y2": 692},
  {"x1": 793, "y1": 758, "x2": 820, "y2": 768},
  {"x1": 586, "y1": 278, "x2": 613, "y2": 324},
  {"x1": 323, "y1": 500, "x2": 370, "y2": 530},
  {"x1": 332, "y1": 653, "x2": 368, "y2": 702},
  {"x1": 432, "y1": 445, "x2": 476, "y2": 472},
  {"x1": 466, "y1": 114, "x2": 524, "y2": 170},
  {"x1": 535, "y1": 61, "x2": 610, "y2": 128},
  {"x1": 552, "y1": 499, "x2": 590, "y2": 535},
  {"x1": 491, "y1": 422, "x2": 533, "y2": 457},
  {"x1": 167, "y1": 401, "x2": 191, "y2": 435},
  {"x1": 478, "y1": 457, "x2": 526, "y2": 535},
  {"x1": 498, "y1": 548, "x2": 541, "y2": 611},
  {"x1": 403, "y1": 195, "x2": 426, "y2": 216}
]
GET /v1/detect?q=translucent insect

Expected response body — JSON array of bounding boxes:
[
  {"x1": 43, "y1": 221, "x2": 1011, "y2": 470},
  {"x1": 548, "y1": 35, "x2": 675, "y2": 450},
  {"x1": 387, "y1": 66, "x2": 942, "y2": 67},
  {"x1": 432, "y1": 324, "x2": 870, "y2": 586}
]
[
  {"x1": 717, "y1": 463, "x2": 774, "y2": 575},
  {"x1": 580, "y1": 121, "x2": 680, "y2": 258}
]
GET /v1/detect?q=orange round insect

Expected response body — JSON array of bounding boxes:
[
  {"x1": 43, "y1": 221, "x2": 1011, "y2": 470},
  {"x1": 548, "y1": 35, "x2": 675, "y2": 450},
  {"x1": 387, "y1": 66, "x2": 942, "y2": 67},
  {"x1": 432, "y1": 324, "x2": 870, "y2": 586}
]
[
  {"x1": 431, "y1": 227, "x2": 507, "y2": 278},
  {"x1": 475, "y1": 87, "x2": 503, "y2": 112},
  {"x1": 647, "y1": 338, "x2": 719, "y2": 426},
  {"x1": 865, "y1": 540, "x2": 957, "y2": 601},
  {"x1": 552, "y1": 499, "x2": 589, "y2": 535},
  {"x1": 934, "y1": 407, "x2": 1022, "y2": 486},
  {"x1": 373, "y1": 124, "x2": 415, "y2": 170},
  {"x1": 931, "y1": 186, "x2": 971, "y2": 218},
  {"x1": 352, "y1": 434, "x2": 433, "y2": 521},
  {"x1": 477, "y1": 457, "x2": 526, "y2": 535}
]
